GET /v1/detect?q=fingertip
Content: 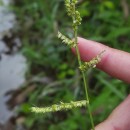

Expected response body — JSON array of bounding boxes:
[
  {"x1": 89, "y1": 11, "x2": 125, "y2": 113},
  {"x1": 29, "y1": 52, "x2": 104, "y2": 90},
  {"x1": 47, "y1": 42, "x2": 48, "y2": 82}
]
[
  {"x1": 72, "y1": 37, "x2": 130, "y2": 83},
  {"x1": 77, "y1": 37, "x2": 111, "y2": 64}
]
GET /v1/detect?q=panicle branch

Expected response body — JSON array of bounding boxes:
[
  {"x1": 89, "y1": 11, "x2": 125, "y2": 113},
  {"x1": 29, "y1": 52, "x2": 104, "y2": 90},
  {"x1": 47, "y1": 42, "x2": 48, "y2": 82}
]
[
  {"x1": 58, "y1": 31, "x2": 75, "y2": 47},
  {"x1": 31, "y1": 100, "x2": 88, "y2": 114},
  {"x1": 79, "y1": 50, "x2": 106, "y2": 71}
]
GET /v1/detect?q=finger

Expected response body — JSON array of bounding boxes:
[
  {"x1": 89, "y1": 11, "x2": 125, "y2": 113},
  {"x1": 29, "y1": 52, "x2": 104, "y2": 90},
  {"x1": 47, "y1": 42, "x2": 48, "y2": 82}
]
[
  {"x1": 72, "y1": 37, "x2": 130, "y2": 83},
  {"x1": 95, "y1": 94, "x2": 130, "y2": 130}
]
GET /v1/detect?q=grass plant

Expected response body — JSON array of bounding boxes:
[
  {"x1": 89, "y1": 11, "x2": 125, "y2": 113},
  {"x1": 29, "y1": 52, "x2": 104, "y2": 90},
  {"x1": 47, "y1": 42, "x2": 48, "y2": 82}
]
[{"x1": 31, "y1": 1, "x2": 105, "y2": 130}]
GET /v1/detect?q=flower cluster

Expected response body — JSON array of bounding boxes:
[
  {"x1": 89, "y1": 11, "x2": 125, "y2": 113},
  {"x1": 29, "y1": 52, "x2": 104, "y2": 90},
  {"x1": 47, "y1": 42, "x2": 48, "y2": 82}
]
[
  {"x1": 79, "y1": 50, "x2": 105, "y2": 71},
  {"x1": 58, "y1": 31, "x2": 75, "y2": 47},
  {"x1": 31, "y1": 100, "x2": 88, "y2": 114},
  {"x1": 65, "y1": 0, "x2": 74, "y2": 16},
  {"x1": 73, "y1": 11, "x2": 82, "y2": 26},
  {"x1": 65, "y1": 0, "x2": 82, "y2": 29},
  {"x1": 65, "y1": 0, "x2": 78, "y2": 16}
]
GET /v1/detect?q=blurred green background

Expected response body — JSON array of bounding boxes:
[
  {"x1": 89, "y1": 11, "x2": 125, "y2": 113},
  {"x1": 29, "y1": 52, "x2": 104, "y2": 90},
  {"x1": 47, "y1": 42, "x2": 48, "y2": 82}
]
[{"x1": 13, "y1": 0, "x2": 130, "y2": 130}]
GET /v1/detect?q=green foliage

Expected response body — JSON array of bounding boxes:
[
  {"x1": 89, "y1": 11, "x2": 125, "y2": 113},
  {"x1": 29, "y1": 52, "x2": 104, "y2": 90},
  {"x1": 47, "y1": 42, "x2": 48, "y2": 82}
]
[{"x1": 13, "y1": 0, "x2": 130, "y2": 129}]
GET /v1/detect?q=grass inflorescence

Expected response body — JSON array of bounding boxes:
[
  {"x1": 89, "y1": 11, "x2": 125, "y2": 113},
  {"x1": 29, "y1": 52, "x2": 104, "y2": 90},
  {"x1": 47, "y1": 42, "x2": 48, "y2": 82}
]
[
  {"x1": 31, "y1": 100, "x2": 88, "y2": 114},
  {"x1": 31, "y1": 1, "x2": 105, "y2": 130}
]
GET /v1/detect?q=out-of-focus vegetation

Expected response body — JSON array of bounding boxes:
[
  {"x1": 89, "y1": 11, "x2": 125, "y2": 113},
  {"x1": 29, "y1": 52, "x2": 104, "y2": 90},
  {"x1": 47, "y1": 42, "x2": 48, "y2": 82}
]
[{"x1": 13, "y1": 0, "x2": 130, "y2": 130}]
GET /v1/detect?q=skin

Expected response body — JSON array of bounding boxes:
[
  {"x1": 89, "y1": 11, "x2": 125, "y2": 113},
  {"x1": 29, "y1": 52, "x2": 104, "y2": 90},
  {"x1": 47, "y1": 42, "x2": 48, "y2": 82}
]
[{"x1": 72, "y1": 37, "x2": 130, "y2": 130}]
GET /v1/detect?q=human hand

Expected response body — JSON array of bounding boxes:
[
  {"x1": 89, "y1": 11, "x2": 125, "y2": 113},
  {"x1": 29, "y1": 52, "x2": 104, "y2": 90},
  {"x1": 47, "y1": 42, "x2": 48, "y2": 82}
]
[{"x1": 73, "y1": 37, "x2": 130, "y2": 130}]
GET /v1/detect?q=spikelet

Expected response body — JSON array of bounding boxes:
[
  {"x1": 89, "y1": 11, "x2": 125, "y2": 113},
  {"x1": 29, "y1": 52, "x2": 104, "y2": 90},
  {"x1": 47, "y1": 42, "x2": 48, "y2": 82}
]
[
  {"x1": 73, "y1": 11, "x2": 82, "y2": 27},
  {"x1": 58, "y1": 31, "x2": 75, "y2": 47},
  {"x1": 79, "y1": 50, "x2": 105, "y2": 71},
  {"x1": 72, "y1": 0, "x2": 78, "y2": 4},
  {"x1": 31, "y1": 100, "x2": 88, "y2": 114}
]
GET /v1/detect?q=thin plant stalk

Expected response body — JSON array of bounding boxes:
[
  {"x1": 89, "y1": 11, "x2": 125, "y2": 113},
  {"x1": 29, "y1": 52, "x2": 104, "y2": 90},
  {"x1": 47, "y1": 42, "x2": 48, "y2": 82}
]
[
  {"x1": 75, "y1": 43, "x2": 95, "y2": 130},
  {"x1": 73, "y1": 5, "x2": 95, "y2": 130}
]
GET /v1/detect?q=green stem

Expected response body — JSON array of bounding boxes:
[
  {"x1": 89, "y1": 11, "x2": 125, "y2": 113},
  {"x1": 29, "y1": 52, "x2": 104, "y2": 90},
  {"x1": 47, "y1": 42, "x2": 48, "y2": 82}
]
[{"x1": 74, "y1": 29, "x2": 95, "y2": 130}]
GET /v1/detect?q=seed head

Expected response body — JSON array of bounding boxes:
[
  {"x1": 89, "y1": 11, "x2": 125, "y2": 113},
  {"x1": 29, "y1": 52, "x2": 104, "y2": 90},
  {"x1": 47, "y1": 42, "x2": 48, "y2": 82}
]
[
  {"x1": 31, "y1": 100, "x2": 88, "y2": 114},
  {"x1": 79, "y1": 50, "x2": 106, "y2": 71},
  {"x1": 58, "y1": 31, "x2": 76, "y2": 47}
]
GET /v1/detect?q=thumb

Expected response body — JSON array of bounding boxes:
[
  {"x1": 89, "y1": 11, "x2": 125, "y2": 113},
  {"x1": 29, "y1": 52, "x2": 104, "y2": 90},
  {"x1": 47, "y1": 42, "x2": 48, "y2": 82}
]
[{"x1": 95, "y1": 95, "x2": 130, "y2": 130}]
